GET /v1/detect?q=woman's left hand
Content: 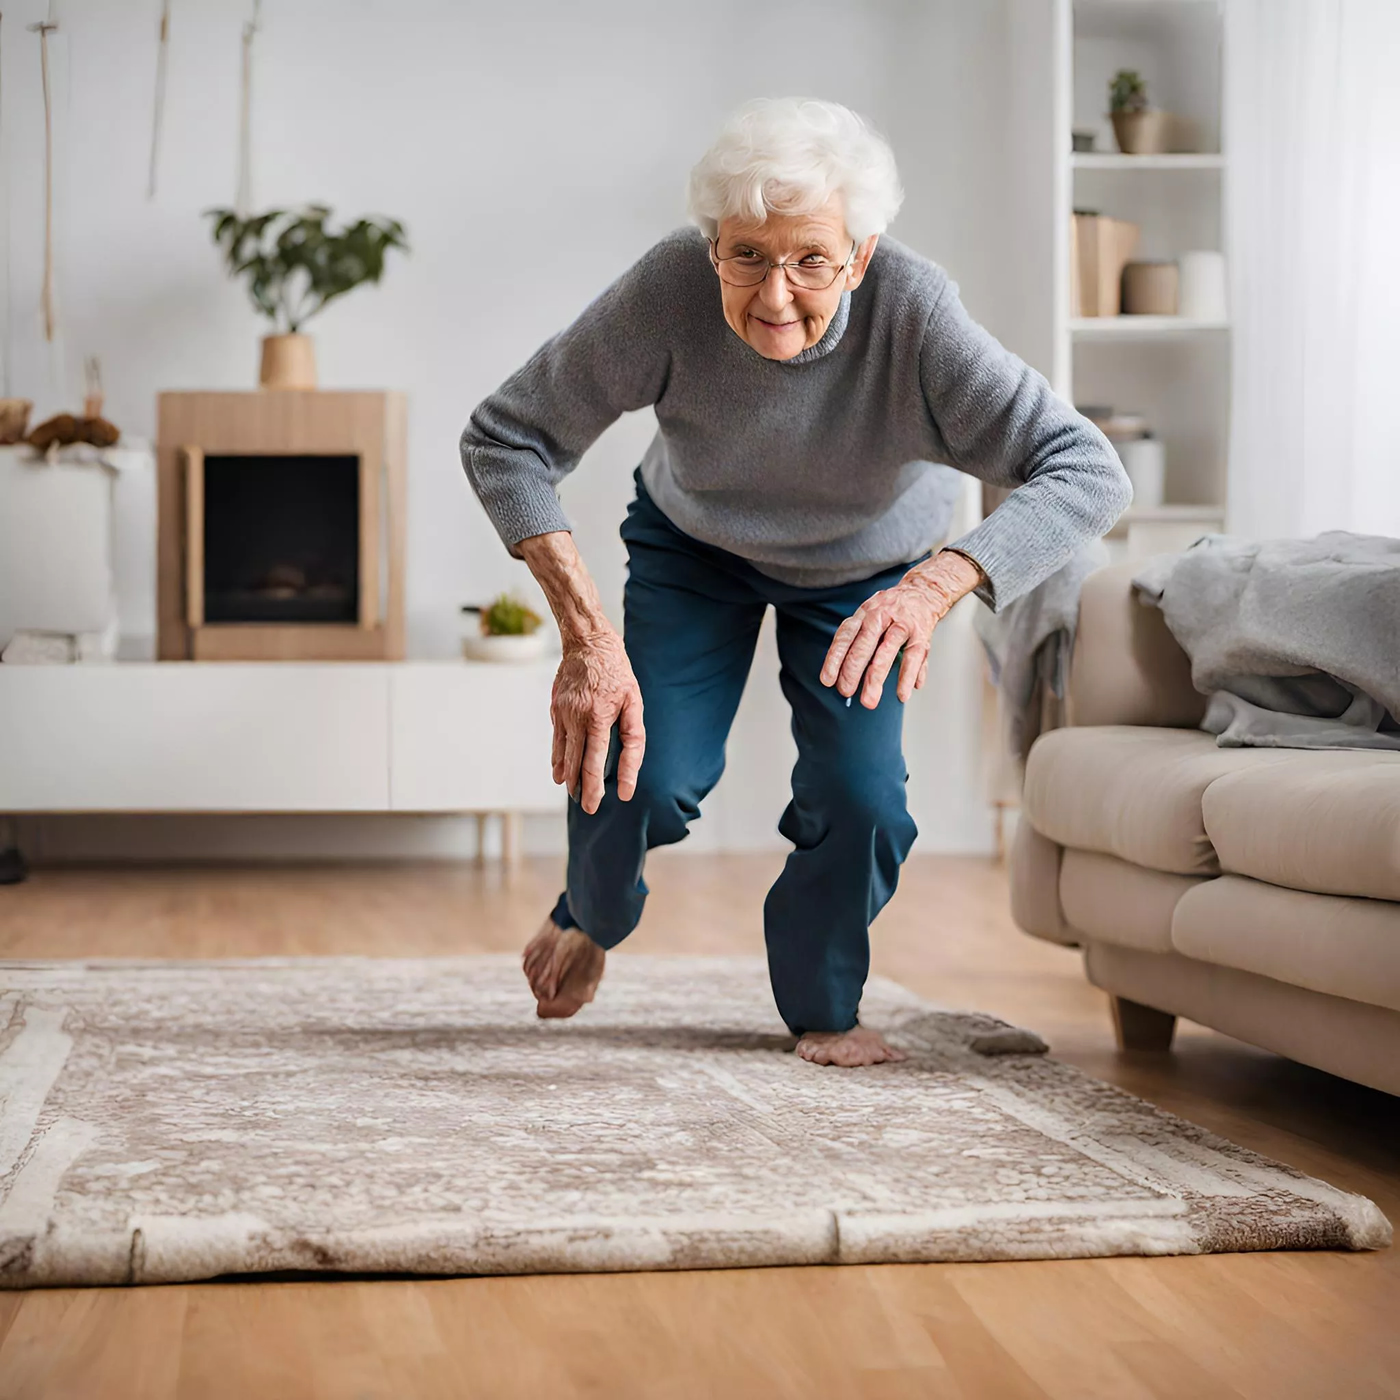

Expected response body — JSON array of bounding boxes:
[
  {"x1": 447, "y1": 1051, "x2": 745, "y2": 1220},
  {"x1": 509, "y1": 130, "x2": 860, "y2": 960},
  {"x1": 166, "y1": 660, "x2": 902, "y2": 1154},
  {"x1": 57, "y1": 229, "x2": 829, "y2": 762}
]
[{"x1": 820, "y1": 550, "x2": 985, "y2": 709}]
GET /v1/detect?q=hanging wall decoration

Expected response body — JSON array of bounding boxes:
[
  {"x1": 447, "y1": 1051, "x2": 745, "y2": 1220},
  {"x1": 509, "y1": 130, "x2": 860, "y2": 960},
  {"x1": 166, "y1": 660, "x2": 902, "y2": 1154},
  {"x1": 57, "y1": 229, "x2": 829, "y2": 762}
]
[
  {"x1": 235, "y1": 0, "x2": 263, "y2": 216},
  {"x1": 148, "y1": 0, "x2": 172, "y2": 199},
  {"x1": 0, "y1": 10, "x2": 9, "y2": 395},
  {"x1": 28, "y1": 15, "x2": 60, "y2": 342}
]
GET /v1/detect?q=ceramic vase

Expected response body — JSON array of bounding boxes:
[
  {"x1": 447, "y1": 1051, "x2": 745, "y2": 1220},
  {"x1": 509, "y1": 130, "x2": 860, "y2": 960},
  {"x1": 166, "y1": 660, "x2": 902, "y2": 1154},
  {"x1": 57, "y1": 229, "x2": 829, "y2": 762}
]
[
  {"x1": 259, "y1": 334, "x2": 317, "y2": 391},
  {"x1": 462, "y1": 632, "x2": 548, "y2": 664},
  {"x1": 1111, "y1": 110, "x2": 1170, "y2": 155}
]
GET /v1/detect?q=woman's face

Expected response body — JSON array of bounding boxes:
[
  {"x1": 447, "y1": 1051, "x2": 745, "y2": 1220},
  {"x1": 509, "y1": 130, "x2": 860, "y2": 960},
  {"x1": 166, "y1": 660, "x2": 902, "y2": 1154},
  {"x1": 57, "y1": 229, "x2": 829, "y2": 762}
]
[{"x1": 711, "y1": 195, "x2": 879, "y2": 361}]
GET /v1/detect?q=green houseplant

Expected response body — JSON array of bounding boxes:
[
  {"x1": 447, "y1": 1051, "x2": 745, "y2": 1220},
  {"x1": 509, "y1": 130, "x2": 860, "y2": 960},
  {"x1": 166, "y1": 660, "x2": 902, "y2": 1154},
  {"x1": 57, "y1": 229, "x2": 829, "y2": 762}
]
[
  {"x1": 461, "y1": 593, "x2": 548, "y2": 663},
  {"x1": 205, "y1": 205, "x2": 408, "y2": 389},
  {"x1": 1108, "y1": 69, "x2": 1169, "y2": 155}
]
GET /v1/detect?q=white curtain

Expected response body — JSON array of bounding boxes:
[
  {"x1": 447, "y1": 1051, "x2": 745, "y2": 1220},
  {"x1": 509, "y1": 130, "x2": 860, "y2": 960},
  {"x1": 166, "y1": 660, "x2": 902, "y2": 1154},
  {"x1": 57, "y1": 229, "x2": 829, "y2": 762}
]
[{"x1": 1226, "y1": 0, "x2": 1400, "y2": 540}]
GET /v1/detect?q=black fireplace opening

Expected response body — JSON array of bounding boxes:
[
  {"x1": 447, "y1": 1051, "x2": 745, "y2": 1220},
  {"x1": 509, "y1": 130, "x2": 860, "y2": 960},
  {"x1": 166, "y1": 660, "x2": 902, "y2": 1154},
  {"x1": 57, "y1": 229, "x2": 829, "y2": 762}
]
[{"x1": 202, "y1": 454, "x2": 361, "y2": 624}]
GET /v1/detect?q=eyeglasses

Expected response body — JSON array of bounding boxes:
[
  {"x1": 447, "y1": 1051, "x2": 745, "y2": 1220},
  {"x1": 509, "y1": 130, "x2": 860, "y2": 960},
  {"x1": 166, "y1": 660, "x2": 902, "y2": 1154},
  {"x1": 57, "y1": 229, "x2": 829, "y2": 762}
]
[{"x1": 709, "y1": 239, "x2": 857, "y2": 291}]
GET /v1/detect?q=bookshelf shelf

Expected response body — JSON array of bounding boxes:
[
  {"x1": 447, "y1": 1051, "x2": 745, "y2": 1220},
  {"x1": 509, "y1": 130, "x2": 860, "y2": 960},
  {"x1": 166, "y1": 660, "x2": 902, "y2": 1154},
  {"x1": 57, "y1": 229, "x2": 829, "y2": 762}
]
[
  {"x1": 1071, "y1": 315, "x2": 1229, "y2": 337},
  {"x1": 1072, "y1": 153, "x2": 1225, "y2": 171}
]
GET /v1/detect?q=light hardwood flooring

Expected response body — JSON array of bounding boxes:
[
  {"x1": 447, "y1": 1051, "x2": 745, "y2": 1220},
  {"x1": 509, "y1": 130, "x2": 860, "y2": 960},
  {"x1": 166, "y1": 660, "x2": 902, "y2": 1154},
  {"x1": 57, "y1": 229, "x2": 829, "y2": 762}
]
[{"x1": 0, "y1": 854, "x2": 1396, "y2": 1400}]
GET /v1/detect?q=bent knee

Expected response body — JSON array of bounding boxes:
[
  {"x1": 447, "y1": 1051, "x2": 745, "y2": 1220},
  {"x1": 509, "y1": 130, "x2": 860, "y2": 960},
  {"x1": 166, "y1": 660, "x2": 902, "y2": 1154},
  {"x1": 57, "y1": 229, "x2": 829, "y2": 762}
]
[
  {"x1": 815, "y1": 769, "x2": 911, "y2": 832},
  {"x1": 631, "y1": 765, "x2": 704, "y2": 834}
]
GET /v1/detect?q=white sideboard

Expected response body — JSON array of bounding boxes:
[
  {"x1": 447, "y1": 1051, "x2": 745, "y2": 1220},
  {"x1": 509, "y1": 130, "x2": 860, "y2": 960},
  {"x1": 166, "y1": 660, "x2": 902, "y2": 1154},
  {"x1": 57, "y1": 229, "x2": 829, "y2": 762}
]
[{"x1": 0, "y1": 661, "x2": 565, "y2": 843}]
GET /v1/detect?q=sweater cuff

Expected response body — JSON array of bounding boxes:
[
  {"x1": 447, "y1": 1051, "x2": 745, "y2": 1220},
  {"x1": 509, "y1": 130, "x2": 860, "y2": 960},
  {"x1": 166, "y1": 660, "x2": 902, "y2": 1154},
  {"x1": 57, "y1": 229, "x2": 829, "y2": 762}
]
[
  {"x1": 468, "y1": 449, "x2": 574, "y2": 552},
  {"x1": 944, "y1": 518, "x2": 1023, "y2": 613}
]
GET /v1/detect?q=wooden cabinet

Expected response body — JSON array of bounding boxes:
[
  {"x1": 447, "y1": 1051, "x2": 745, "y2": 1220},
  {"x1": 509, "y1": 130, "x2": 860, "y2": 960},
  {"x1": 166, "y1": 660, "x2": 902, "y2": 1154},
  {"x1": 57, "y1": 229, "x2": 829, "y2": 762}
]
[{"x1": 157, "y1": 392, "x2": 407, "y2": 662}]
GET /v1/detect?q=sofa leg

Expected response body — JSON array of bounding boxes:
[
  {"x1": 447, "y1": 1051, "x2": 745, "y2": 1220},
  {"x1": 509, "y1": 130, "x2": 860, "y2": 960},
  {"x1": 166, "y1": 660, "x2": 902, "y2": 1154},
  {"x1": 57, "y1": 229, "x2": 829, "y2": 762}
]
[{"x1": 1110, "y1": 995, "x2": 1177, "y2": 1052}]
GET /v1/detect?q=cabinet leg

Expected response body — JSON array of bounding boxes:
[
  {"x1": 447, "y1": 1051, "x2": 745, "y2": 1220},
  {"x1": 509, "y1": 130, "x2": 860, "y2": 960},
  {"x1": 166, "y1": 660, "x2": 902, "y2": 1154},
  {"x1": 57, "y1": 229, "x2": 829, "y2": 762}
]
[
  {"x1": 0, "y1": 817, "x2": 26, "y2": 885},
  {"x1": 502, "y1": 811, "x2": 522, "y2": 870},
  {"x1": 1111, "y1": 995, "x2": 1177, "y2": 1052}
]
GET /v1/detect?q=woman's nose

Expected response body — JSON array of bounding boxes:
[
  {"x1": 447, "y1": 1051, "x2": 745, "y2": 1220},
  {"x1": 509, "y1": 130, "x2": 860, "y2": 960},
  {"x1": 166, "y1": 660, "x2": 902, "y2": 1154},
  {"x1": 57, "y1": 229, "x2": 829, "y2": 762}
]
[{"x1": 758, "y1": 265, "x2": 794, "y2": 307}]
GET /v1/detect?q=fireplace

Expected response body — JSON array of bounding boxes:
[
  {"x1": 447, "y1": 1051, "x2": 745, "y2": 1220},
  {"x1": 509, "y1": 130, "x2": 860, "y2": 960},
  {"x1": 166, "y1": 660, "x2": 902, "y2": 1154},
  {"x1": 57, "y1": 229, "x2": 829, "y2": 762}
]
[
  {"x1": 157, "y1": 392, "x2": 406, "y2": 661},
  {"x1": 200, "y1": 454, "x2": 361, "y2": 625}
]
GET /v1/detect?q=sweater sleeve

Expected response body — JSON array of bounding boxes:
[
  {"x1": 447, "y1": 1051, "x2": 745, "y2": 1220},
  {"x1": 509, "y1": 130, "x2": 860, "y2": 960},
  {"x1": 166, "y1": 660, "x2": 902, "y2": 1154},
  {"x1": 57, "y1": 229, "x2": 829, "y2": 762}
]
[
  {"x1": 461, "y1": 242, "x2": 674, "y2": 551},
  {"x1": 918, "y1": 277, "x2": 1131, "y2": 612}
]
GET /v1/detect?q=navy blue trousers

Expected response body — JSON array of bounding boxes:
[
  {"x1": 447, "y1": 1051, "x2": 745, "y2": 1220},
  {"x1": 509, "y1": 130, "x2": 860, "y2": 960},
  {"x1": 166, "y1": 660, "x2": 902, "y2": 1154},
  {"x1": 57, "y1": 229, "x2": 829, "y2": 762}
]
[{"x1": 551, "y1": 479, "x2": 920, "y2": 1035}]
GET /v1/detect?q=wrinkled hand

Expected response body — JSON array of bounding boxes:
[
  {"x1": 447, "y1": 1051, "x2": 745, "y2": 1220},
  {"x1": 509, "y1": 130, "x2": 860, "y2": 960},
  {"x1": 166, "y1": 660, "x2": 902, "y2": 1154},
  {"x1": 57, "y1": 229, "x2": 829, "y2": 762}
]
[
  {"x1": 821, "y1": 551, "x2": 984, "y2": 709},
  {"x1": 551, "y1": 629, "x2": 645, "y2": 814}
]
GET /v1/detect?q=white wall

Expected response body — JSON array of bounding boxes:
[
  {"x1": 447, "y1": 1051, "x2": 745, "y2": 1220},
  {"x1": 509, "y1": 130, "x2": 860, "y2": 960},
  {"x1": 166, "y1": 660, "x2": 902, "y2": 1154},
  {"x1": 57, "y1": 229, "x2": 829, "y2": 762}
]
[{"x1": 2, "y1": 0, "x2": 1052, "y2": 860}]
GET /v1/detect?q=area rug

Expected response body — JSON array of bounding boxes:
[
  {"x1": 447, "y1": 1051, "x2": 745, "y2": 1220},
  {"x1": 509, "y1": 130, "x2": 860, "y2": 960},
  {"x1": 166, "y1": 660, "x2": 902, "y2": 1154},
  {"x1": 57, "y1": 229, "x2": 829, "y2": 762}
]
[{"x1": 0, "y1": 956, "x2": 1389, "y2": 1287}]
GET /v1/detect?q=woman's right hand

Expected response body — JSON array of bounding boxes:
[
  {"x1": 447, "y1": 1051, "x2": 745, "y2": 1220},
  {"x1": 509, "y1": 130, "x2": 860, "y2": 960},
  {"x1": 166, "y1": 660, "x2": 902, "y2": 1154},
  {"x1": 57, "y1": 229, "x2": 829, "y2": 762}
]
[{"x1": 550, "y1": 628, "x2": 645, "y2": 814}]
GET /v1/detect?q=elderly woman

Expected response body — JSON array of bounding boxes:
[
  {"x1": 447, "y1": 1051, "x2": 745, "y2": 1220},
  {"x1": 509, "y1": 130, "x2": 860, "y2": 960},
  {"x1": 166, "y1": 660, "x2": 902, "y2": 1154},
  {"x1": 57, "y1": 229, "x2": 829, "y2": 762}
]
[{"x1": 462, "y1": 98, "x2": 1129, "y2": 1067}]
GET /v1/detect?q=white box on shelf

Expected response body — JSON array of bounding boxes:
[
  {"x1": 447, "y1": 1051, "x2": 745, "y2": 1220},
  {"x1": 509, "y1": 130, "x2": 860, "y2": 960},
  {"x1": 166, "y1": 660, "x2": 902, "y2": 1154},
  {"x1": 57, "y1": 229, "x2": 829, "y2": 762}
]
[{"x1": 0, "y1": 448, "x2": 118, "y2": 646}]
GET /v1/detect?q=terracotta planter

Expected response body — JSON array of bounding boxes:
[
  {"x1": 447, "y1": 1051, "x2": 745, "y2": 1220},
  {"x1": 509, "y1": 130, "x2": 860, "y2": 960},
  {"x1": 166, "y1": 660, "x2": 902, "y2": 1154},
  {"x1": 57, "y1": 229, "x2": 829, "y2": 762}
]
[
  {"x1": 1111, "y1": 110, "x2": 1170, "y2": 155},
  {"x1": 259, "y1": 333, "x2": 317, "y2": 391}
]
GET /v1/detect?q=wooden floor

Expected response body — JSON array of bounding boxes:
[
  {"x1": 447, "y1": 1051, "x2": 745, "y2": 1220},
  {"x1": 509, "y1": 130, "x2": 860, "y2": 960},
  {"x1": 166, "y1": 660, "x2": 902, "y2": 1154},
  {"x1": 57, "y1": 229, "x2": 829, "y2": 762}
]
[{"x1": 0, "y1": 853, "x2": 1396, "y2": 1400}]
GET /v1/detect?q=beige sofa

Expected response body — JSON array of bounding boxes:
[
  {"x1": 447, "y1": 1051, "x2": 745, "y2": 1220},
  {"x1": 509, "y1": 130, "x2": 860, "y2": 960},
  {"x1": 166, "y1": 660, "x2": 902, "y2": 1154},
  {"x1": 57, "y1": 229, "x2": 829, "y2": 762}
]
[{"x1": 1010, "y1": 561, "x2": 1400, "y2": 1096}]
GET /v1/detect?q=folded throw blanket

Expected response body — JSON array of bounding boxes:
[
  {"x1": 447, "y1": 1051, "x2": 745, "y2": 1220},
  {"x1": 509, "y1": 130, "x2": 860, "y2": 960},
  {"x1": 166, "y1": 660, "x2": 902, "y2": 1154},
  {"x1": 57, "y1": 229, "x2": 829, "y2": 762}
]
[
  {"x1": 1133, "y1": 532, "x2": 1400, "y2": 751},
  {"x1": 975, "y1": 540, "x2": 1108, "y2": 760}
]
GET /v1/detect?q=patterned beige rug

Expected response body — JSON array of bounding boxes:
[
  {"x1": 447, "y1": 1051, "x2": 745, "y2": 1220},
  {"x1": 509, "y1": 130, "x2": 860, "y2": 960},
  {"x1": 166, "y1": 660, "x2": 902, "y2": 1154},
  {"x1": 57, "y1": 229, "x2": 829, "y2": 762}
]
[{"x1": 0, "y1": 956, "x2": 1388, "y2": 1287}]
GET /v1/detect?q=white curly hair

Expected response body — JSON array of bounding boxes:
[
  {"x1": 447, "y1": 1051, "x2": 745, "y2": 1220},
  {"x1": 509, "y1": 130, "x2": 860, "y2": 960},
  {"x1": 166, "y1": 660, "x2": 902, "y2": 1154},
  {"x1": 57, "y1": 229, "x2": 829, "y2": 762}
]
[{"x1": 687, "y1": 97, "x2": 904, "y2": 244}]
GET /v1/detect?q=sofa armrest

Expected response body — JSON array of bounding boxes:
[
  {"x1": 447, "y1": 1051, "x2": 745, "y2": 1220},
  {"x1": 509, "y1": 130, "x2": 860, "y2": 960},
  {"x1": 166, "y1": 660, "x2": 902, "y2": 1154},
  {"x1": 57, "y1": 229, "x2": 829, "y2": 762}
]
[{"x1": 1067, "y1": 560, "x2": 1206, "y2": 729}]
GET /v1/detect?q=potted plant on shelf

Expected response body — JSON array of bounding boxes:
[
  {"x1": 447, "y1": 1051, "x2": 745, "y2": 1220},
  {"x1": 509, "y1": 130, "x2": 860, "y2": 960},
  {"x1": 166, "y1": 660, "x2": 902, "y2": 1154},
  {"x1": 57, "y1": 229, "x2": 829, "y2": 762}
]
[
  {"x1": 1109, "y1": 70, "x2": 1169, "y2": 155},
  {"x1": 205, "y1": 205, "x2": 408, "y2": 390},
  {"x1": 461, "y1": 593, "x2": 548, "y2": 663}
]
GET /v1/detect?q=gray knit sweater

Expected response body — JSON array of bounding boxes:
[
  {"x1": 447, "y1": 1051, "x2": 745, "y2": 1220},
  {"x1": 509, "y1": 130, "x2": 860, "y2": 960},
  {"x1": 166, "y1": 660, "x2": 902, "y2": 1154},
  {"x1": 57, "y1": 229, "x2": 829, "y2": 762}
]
[{"x1": 462, "y1": 228, "x2": 1130, "y2": 609}]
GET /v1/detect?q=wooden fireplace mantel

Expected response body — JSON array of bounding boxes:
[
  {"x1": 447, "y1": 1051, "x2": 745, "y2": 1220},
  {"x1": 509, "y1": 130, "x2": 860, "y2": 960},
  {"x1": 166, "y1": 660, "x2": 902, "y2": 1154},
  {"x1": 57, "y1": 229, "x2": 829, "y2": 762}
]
[{"x1": 156, "y1": 391, "x2": 407, "y2": 662}]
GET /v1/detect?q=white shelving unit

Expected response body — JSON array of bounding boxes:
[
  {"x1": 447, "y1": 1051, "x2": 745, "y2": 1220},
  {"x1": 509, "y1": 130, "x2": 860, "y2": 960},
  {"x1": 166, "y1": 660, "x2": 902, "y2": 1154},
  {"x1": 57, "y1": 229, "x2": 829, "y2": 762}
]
[
  {"x1": 1071, "y1": 152, "x2": 1225, "y2": 171},
  {"x1": 1053, "y1": 0, "x2": 1231, "y2": 559},
  {"x1": 1069, "y1": 315, "x2": 1228, "y2": 337}
]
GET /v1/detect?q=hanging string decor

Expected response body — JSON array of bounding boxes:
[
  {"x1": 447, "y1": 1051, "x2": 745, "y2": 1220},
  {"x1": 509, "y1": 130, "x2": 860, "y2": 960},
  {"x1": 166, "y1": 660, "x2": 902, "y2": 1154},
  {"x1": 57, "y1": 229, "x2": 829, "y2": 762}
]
[
  {"x1": 27, "y1": 16, "x2": 60, "y2": 343},
  {"x1": 235, "y1": 0, "x2": 262, "y2": 217},
  {"x1": 148, "y1": 0, "x2": 172, "y2": 200}
]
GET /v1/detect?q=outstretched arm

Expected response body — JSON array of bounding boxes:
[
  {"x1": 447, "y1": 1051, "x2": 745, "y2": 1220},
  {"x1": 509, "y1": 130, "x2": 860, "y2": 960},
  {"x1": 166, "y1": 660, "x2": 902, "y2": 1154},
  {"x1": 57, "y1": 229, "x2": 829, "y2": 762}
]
[
  {"x1": 823, "y1": 272, "x2": 1128, "y2": 707},
  {"x1": 516, "y1": 531, "x2": 644, "y2": 816},
  {"x1": 461, "y1": 241, "x2": 680, "y2": 810}
]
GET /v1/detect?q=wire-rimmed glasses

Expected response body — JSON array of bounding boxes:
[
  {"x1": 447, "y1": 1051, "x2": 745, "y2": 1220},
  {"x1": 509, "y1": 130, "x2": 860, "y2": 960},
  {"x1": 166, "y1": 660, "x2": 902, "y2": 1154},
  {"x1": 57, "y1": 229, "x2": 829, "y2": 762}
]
[{"x1": 709, "y1": 239, "x2": 857, "y2": 291}]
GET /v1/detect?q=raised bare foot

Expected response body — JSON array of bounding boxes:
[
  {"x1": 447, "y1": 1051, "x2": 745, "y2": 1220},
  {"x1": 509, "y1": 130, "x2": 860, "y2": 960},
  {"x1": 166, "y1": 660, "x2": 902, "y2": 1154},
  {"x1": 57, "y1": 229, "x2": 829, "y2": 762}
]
[
  {"x1": 522, "y1": 917, "x2": 606, "y2": 1019},
  {"x1": 795, "y1": 1025, "x2": 907, "y2": 1067}
]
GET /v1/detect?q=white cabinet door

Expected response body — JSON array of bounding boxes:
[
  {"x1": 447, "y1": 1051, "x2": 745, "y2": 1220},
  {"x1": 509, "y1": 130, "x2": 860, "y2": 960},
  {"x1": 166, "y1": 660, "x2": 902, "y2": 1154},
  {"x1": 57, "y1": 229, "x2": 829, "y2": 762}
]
[
  {"x1": 390, "y1": 663, "x2": 563, "y2": 812},
  {"x1": 0, "y1": 665, "x2": 390, "y2": 811}
]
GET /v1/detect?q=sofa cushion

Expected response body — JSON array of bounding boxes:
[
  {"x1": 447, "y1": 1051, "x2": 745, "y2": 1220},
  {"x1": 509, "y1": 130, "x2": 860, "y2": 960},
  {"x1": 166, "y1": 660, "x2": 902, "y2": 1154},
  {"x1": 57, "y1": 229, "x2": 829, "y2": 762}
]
[
  {"x1": 1024, "y1": 726, "x2": 1294, "y2": 875},
  {"x1": 1068, "y1": 561, "x2": 1206, "y2": 730},
  {"x1": 1201, "y1": 752, "x2": 1400, "y2": 902},
  {"x1": 1010, "y1": 819, "x2": 1075, "y2": 946},
  {"x1": 1172, "y1": 876, "x2": 1400, "y2": 1014},
  {"x1": 1059, "y1": 849, "x2": 1205, "y2": 953}
]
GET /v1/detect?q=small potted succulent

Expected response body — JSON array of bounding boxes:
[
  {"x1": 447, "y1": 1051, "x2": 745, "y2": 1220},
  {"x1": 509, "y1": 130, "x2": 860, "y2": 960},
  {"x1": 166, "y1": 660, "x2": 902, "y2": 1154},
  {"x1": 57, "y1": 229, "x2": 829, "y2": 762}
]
[
  {"x1": 205, "y1": 205, "x2": 408, "y2": 390},
  {"x1": 461, "y1": 593, "x2": 548, "y2": 663},
  {"x1": 1109, "y1": 70, "x2": 1169, "y2": 155}
]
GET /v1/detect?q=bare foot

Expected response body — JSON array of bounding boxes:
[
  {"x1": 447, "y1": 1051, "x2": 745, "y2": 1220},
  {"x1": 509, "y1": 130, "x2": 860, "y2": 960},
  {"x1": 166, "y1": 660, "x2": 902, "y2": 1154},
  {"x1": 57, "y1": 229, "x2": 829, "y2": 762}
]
[
  {"x1": 795, "y1": 1025, "x2": 907, "y2": 1067},
  {"x1": 522, "y1": 917, "x2": 606, "y2": 1019}
]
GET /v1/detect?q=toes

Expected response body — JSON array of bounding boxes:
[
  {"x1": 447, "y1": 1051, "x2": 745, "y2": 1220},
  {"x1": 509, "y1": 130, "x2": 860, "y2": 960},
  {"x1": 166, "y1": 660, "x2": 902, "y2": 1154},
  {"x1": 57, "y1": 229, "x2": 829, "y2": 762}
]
[{"x1": 795, "y1": 1031, "x2": 905, "y2": 1067}]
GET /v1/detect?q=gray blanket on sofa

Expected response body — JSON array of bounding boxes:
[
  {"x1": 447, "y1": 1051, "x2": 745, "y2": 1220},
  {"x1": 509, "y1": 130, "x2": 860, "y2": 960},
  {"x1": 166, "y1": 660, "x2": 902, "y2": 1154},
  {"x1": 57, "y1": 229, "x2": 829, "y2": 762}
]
[
  {"x1": 975, "y1": 540, "x2": 1108, "y2": 760},
  {"x1": 1132, "y1": 532, "x2": 1400, "y2": 751}
]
